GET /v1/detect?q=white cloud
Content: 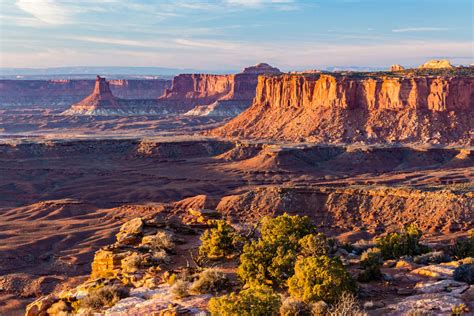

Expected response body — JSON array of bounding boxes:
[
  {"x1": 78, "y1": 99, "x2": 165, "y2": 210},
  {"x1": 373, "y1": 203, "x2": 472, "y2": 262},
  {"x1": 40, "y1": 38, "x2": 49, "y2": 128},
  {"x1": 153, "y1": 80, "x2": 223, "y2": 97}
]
[
  {"x1": 15, "y1": 0, "x2": 82, "y2": 24},
  {"x1": 392, "y1": 27, "x2": 453, "y2": 33}
]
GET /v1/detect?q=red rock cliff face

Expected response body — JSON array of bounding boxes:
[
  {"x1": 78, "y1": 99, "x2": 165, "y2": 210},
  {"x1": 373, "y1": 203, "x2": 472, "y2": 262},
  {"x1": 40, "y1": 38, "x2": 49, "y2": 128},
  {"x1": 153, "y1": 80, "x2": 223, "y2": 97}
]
[
  {"x1": 211, "y1": 74, "x2": 474, "y2": 145},
  {"x1": 160, "y1": 63, "x2": 281, "y2": 111}
]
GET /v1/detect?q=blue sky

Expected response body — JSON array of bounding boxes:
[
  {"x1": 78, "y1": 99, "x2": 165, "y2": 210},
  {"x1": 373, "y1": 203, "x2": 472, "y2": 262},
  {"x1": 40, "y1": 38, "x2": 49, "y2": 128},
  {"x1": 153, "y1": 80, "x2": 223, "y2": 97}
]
[{"x1": 0, "y1": 0, "x2": 472, "y2": 71}]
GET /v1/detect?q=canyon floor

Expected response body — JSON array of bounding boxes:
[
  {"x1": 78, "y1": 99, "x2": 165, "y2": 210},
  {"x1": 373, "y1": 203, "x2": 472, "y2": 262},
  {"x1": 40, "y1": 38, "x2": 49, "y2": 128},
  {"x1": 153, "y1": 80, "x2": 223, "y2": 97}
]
[{"x1": 0, "y1": 112, "x2": 473, "y2": 315}]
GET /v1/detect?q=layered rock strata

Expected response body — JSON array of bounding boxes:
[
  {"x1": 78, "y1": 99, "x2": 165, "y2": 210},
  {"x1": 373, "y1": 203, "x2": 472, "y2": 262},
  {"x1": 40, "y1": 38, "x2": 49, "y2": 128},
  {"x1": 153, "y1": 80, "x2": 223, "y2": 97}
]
[
  {"x1": 62, "y1": 76, "x2": 171, "y2": 116},
  {"x1": 0, "y1": 78, "x2": 170, "y2": 108},
  {"x1": 210, "y1": 72, "x2": 474, "y2": 144},
  {"x1": 161, "y1": 63, "x2": 281, "y2": 115}
]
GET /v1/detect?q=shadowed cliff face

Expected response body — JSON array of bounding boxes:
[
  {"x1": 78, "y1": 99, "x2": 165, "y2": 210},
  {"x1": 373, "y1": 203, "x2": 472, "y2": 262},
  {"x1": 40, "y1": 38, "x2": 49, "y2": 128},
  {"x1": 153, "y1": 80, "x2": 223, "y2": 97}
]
[
  {"x1": 0, "y1": 78, "x2": 171, "y2": 108},
  {"x1": 211, "y1": 73, "x2": 474, "y2": 145}
]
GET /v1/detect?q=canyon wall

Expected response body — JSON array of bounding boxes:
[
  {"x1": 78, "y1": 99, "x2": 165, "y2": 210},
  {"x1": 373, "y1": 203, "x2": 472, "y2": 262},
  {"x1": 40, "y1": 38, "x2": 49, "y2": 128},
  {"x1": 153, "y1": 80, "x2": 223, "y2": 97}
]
[
  {"x1": 0, "y1": 78, "x2": 171, "y2": 108},
  {"x1": 217, "y1": 186, "x2": 473, "y2": 233},
  {"x1": 161, "y1": 63, "x2": 281, "y2": 115},
  {"x1": 211, "y1": 73, "x2": 474, "y2": 144}
]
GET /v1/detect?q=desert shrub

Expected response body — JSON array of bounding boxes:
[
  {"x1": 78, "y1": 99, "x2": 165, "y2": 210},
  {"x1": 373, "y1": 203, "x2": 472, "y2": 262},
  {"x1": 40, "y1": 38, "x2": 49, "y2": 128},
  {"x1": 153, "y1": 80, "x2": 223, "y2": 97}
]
[
  {"x1": 298, "y1": 233, "x2": 329, "y2": 257},
  {"x1": 170, "y1": 279, "x2": 191, "y2": 298},
  {"x1": 310, "y1": 301, "x2": 328, "y2": 316},
  {"x1": 238, "y1": 214, "x2": 316, "y2": 285},
  {"x1": 451, "y1": 303, "x2": 469, "y2": 316},
  {"x1": 121, "y1": 252, "x2": 143, "y2": 273},
  {"x1": 453, "y1": 230, "x2": 474, "y2": 259},
  {"x1": 152, "y1": 249, "x2": 170, "y2": 264},
  {"x1": 150, "y1": 230, "x2": 175, "y2": 251},
  {"x1": 279, "y1": 296, "x2": 311, "y2": 316},
  {"x1": 376, "y1": 224, "x2": 425, "y2": 260},
  {"x1": 199, "y1": 220, "x2": 240, "y2": 260},
  {"x1": 190, "y1": 268, "x2": 229, "y2": 294},
  {"x1": 287, "y1": 256, "x2": 356, "y2": 304},
  {"x1": 358, "y1": 248, "x2": 383, "y2": 282},
  {"x1": 208, "y1": 284, "x2": 281, "y2": 316},
  {"x1": 80, "y1": 285, "x2": 129, "y2": 310},
  {"x1": 413, "y1": 250, "x2": 451, "y2": 264},
  {"x1": 352, "y1": 239, "x2": 376, "y2": 254},
  {"x1": 326, "y1": 292, "x2": 367, "y2": 316},
  {"x1": 453, "y1": 264, "x2": 474, "y2": 284}
]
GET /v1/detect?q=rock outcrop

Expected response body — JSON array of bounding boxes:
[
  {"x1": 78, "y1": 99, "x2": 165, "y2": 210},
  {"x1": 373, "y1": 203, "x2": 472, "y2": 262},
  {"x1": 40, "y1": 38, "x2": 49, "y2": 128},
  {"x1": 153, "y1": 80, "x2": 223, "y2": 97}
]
[
  {"x1": 0, "y1": 78, "x2": 170, "y2": 108},
  {"x1": 216, "y1": 186, "x2": 473, "y2": 233},
  {"x1": 62, "y1": 76, "x2": 171, "y2": 116},
  {"x1": 210, "y1": 70, "x2": 474, "y2": 144},
  {"x1": 390, "y1": 64, "x2": 405, "y2": 71},
  {"x1": 161, "y1": 63, "x2": 281, "y2": 116},
  {"x1": 419, "y1": 59, "x2": 454, "y2": 69}
]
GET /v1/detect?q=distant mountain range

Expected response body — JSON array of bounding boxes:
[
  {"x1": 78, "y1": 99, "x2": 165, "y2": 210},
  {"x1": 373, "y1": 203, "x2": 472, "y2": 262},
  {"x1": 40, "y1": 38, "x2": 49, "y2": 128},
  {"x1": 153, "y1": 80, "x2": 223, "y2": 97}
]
[
  {"x1": 0, "y1": 66, "x2": 238, "y2": 80},
  {"x1": 1, "y1": 65, "x2": 394, "y2": 80}
]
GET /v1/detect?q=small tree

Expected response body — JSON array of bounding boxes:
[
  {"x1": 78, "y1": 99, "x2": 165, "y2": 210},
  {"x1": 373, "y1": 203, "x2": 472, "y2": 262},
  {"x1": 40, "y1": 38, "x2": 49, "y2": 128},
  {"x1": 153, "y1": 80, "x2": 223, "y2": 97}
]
[
  {"x1": 208, "y1": 284, "x2": 281, "y2": 316},
  {"x1": 199, "y1": 220, "x2": 239, "y2": 260},
  {"x1": 453, "y1": 229, "x2": 474, "y2": 259},
  {"x1": 358, "y1": 248, "x2": 383, "y2": 282},
  {"x1": 287, "y1": 256, "x2": 356, "y2": 304},
  {"x1": 238, "y1": 214, "x2": 316, "y2": 285},
  {"x1": 298, "y1": 233, "x2": 329, "y2": 257},
  {"x1": 376, "y1": 223, "x2": 424, "y2": 260}
]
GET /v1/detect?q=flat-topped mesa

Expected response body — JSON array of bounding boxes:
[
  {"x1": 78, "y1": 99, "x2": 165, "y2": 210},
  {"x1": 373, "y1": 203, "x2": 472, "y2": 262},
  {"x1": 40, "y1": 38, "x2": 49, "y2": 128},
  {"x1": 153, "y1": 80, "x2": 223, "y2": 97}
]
[
  {"x1": 210, "y1": 72, "x2": 474, "y2": 144},
  {"x1": 164, "y1": 63, "x2": 281, "y2": 116},
  {"x1": 419, "y1": 59, "x2": 454, "y2": 69}
]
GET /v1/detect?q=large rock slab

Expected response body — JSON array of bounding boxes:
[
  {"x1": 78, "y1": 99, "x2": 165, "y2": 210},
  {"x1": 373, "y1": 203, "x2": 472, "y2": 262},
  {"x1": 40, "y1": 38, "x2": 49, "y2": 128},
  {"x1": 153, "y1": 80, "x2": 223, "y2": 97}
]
[{"x1": 386, "y1": 293, "x2": 463, "y2": 315}]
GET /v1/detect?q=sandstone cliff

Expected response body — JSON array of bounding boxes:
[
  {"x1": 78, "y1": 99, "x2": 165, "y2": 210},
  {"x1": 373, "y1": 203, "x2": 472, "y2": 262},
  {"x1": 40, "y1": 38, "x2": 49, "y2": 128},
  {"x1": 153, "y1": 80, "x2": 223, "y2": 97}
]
[
  {"x1": 160, "y1": 63, "x2": 281, "y2": 115},
  {"x1": 210, "y1": 71, "x2": 474, "y2": 145},
  {"x1": 0, "y1": 78, "x2": 170, "y2": 108}
]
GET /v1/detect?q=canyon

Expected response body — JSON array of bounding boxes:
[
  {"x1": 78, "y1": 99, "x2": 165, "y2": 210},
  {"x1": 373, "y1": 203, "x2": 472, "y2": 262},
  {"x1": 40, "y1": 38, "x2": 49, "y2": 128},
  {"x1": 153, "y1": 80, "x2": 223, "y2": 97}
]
[{"x1": 0, "y1": 62, "x2": 473, "y2": 315}]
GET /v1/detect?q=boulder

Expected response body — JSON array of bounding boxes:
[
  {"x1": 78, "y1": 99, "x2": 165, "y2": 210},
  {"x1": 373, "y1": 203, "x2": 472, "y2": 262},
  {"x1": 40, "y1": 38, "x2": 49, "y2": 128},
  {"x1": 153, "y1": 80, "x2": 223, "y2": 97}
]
[
  {"x1": 415, "y1": 279, "x2": 469, "y2": 295},
  {"x1": 91, "y1": 249, "x2": 127, "y2": 279},
  {"x1": 410, "y1": 264, "x2": 456, "y2": 279},
  {"x1": 105, "y1": 297, "x2": 146, "y2": 314},
  {"x1": 116, "y1": 218, "x2": 144, "y2": 245},
  {"x1": 386, "y1": 293, "x2": 463, "y2": 315}
]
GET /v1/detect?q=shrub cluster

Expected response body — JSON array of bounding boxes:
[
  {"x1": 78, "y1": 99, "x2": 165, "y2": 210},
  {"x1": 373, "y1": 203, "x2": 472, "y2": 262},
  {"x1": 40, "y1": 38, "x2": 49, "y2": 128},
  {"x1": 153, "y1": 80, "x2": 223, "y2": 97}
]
[
  {"x1": 208, "y1": 284, "x2": 281, "y2": 316},
  {"x1": 287, "y1": 256, "x2": 356, "y2": 304},
  {"x1": 376, "y1": 224, "x2": 425, "y2": 259},
  {"x1": 453, "y1": 230, "x2": 474, "y2": 259},
  {"x1": 358, "y1": 247, "x2": 383, "y2": 282},
  {"x1": 453, "y1": 264, "x2": 474, "y2": 284},
  {"x1": 190, "y1": 268, "x2": 229, "y2": 294},
  {"x1": 80, "y1": 285, "x2": 129, "y2": 310},
  {"x1": 199, "y1": 220, "x2": 240, "y2": 260},
  {"x1": 238, "y1": 214, "x2": 316, "y2": 285}
]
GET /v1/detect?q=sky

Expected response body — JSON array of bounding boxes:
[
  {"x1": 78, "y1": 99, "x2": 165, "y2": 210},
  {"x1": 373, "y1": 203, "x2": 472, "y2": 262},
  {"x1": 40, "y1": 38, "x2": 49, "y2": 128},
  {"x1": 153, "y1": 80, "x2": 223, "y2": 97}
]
[{"x1": 0, "y1": 0, "x2": 473, "y2": 71}]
